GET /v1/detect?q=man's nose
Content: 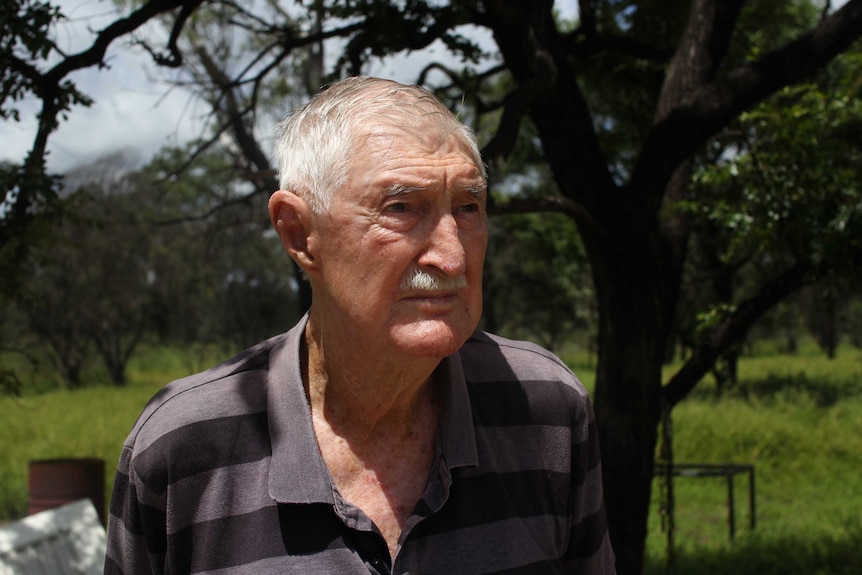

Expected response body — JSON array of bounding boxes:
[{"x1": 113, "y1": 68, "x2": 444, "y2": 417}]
[{"x1": 418, "y1": 212, "x2": 467, "y2": 276}]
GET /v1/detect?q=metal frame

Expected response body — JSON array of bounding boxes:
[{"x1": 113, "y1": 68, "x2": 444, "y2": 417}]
[{"x1": 654, "y1": 463, "x2": 756, "y2": 541}]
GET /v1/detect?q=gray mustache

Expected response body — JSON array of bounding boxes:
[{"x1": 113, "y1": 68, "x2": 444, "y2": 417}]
[{"x1": 400, "y1": 269, "x2": 468, "y2": 292}]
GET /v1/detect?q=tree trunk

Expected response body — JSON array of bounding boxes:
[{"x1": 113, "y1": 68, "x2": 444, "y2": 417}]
[
  {"x1": 584, "y1": 217, "x2": 679, "y2": 575},
  {"x1": 482, "y1": 3, "x2": 682, "y2": 569},
  {"x1": 592, "y1": 326, "x2": 664, "y2": 574},
  {"x1": 479, "y1": 1, "x2": 862, "y2": 573}
]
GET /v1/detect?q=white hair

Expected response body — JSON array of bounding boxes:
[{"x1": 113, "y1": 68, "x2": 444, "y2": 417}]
[{"x1": 272, "y1": 76, "x2": 486, "y2": 214}]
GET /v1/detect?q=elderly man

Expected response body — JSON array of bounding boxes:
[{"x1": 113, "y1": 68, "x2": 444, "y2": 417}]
[{"x1": 105, "y1": 76, "x2": 615, "y2": 574}]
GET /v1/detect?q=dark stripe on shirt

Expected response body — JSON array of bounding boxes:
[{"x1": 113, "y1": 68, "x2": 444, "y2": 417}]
[
  {"x1": 571, "y1": 420, "x2": 603, "y2": 484},
  {"x1": 109, "y1": 467, "x2": 168, "y2": 555},
  {"x1": 417, "y1": 469, "x2": 570, "y2": 536},
  {"x1": 485, "y1": 558, "x2": 568, "y2": 574},
  {"x1": 169, "y1": 504, "x2": 351, "y2": 573},
  {"x1": 467, "y1": 380, "x2": 584, "y2": 428},
  {"x1": 567, "y1": 503, "x2": 610, "y2": 559},
  {"x1": 134, "y1": 412, "x2": 270, "y2": 491}
]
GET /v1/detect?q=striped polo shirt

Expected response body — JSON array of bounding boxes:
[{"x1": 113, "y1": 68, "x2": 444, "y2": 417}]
[{"x1": 105, "y1": 316, "x2": 615, "y2": 574}]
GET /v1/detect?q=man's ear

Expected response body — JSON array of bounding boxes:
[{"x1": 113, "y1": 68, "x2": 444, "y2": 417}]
[{"x1": 268, "y1": 190, "x2": 318, "y2": 273}]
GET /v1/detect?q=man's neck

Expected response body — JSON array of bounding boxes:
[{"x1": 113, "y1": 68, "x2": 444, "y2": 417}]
[
  {"x1": 301, "y1": 318, "x2": 443, "y2": 560},
  {"x1": 302, "y1": 319, "x2": 442, "y2": 441}
]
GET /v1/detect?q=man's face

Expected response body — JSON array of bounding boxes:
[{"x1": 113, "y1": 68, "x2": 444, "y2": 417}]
[{"x1": 308, "y1": 118, "x2": 487, "y2": 359}]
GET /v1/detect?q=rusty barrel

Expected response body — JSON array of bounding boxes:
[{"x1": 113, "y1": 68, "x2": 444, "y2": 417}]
[{"x1": 28, "y1": 458, "x2": 106, "y2": 525}]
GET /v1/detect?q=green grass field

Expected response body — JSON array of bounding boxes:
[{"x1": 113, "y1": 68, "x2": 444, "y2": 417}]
[
  {"x1": 0, "y1": 343, "x2": 225, "y2": 520},
  {"x1": 643, "y1": 343, "x2": 862, "y2": 574},
  {"x1": 2, "y1": 340, "x2": 861, "y2": 574}
]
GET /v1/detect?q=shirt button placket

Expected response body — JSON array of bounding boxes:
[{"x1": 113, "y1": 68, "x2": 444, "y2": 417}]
[{"x1": 368, "y1": 555, "x2": 391, "y2": 575}]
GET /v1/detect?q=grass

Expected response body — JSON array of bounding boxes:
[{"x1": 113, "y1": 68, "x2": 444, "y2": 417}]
[
  {"x1": 645, "y1": 392, "x2": 862, "y2": 574},
  {"x1": 0, "y1": 343, "x2": 231, "y2": 520},
  {"x1": 643, "y1": 340, "x2": 862, "y2": 574},
  {"x1": 1, "y1": 338, "x2": 861, "y2": 574}
]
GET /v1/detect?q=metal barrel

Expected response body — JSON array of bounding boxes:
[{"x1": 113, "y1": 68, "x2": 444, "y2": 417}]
[{"x1": 28, "y1": 458, "x2": 106, "y2": 525}]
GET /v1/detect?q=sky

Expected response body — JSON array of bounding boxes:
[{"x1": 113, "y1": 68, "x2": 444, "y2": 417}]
[
  {"x1": 3, "y1": 0, "x2": 847, "y2": 174},
  {"x1": 3, "y1": 4, "x2": 192, "y2": 169},
  {"x1": 2, "y1": 0, "x2": 201, "y2": 172},
  {"x1": 1, "y1": 0, "x2": 580, "y2": 174}
]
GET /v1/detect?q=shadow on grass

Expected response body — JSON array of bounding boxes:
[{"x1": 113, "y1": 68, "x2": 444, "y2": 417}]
[
  {"x1": 731, "y1": 373, "x2": 861, "y2": 407},
  {"x1": 686, "y1": 372, "x2": 862, "y2": 407},
  {"x1": 644, "y1": 528, "x2": 862, "y2": 575}
]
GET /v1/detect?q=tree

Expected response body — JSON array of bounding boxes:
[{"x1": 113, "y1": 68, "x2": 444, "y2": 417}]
[
  {"x1": 5, "y1": 1, "x2": 862, "y2": 572},
  {"x1": 0, "y1": 0, "x2": 205, "y2": 290},
  {"x1": 131, "y1": 144, "x2": 301, "y2": 352},
  {"x1": 459, "y1": 3, "x2": 862, "y2": 572},
  {"x1": 14, "y1": 146, "x2": 302, "y2": 386},
  {"x1": 17, "y1": 154, "x2": 152, "y2": 386},
  {"x1": 485, "y1": 210, "x2": 595, "y2": 353},
  {"x1": 682, "y1": 47, "x2": 862, "y2": 366},
  {"x1": 479, "y1": 87, "x2": 597, "y2": 352}
]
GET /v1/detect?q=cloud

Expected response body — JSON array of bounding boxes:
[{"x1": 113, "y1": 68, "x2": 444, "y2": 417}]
[
  {"x1": 47, "y1": 58, "x2": 204, "y2": 171},
  {"x1": 0, "y1": 0, "x2": 203, "y2": 173},
  {"x1": 0, "y1": 0, "x2": 588, "y2": 173}
]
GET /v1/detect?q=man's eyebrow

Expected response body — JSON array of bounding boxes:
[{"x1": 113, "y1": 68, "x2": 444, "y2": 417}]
[
  {"x1": 383, "y1": 182, "x2": 486, "y2": 198},
  {"x1": 385, "y1": 183, "x2": 425, "y2": 197},
  {"x1": 462, "y1": 183, "x2": 487, "y2": 199}
]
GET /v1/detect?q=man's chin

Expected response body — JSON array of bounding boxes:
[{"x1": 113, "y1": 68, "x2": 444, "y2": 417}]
[{"x1": 390, "y1": 318, "x2": 475, "y2": 358}]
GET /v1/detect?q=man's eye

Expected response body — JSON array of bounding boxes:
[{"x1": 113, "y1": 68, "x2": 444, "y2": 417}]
[
  {"x1": 458, "y1": 203, "x2": 479, "y2": 214},
  {"x1": 386, "y1": 203, "x2": 409, "y2": 213}
]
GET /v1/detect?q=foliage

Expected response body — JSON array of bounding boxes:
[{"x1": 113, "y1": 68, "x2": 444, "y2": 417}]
[
  {"x1": 5, "y1": 146, "x2": 301, "y2": 389},
  {"x1": 0, "y1": 0, "x2": 91, "y2": 123},
  {"x1": 134, "y1": 144, "x2": 301, "y2": 350},
  {"x1": 0, "y1": 0, "x2": 197, "y2": 289},
  {"x1": 0, "y1": 160, "x2": 66, "y2": 295},
  {"x1": 1, "y1": 0, "x2": 81, "y2": 258},
  {"x1": 671, "y1": 46, "x2": 862, "y2": 393},
  {"x1": 689, "y1": 52, "x2": 862, "y2": 276},
  {"x1": 5, "y1": 1, "x2": 862, "y2": 572},
  {"x1": 485, "y1": 211, "x2": 595, "y2": 352},
  {"x1": 744, "y1": 284, "x2": 862, "y2": 360},
  {"x1": 16, "y1": 156, "x2": 152, "y2": 386},
  {"x1": 467, "y1": 74, "x2": 597, "y2": 351}
]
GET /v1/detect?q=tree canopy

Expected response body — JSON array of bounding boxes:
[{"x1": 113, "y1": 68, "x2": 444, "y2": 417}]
[{"x1": 3, "y1": 2, "x2": 862, "y2": 573}]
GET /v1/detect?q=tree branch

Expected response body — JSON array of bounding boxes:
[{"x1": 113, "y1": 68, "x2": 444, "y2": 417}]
[
  {"x1": 490, "y1": 194, "x2": 603, "y2": 235},
  {"x1": 482, "y1": 0, "x2": 615, "y2": 216},
  {"x1": 151, "y1": 0, "x2": 206, "y2": 67},
  {"x1": 631, "y1": 0, "x2": 862, "y2": 205},
  {"x1": 2, "y1": 0, "x2": 208, "y2": 254},
  {"x1": 662, "y1": 262, "x2": 814, "y2": 406},
  {"x1": 480, "y1": 83, "x2": 533, "y2": 163},
  {"x1": 44, "y1": 0, "x2": 203, "y2": 83},
  {"x1": 654, "y1": 0, "x2": 746, "y2": 123},
  {"x1": 194, "y1": 46, "x2": 275, "y2": 189}
]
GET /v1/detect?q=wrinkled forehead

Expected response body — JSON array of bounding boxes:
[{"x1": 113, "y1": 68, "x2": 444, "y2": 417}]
[
  {"x1": 346, "y1": 114, "x2": 478, "y2": 169},
  {"x1": 352, "y1": 86, "x2": 480, "y2": 161}
]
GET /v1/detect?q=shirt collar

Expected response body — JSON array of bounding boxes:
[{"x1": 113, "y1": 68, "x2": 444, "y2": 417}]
[
  {"x1": 435, "y1": 350, "x2": 479, "y2": 469},
  {"x1": 267, "y1": 314, "x2": 333, "y2": 504},
  {"x1": 266, "y1": 314, "x2": 478, "y2": 505}
]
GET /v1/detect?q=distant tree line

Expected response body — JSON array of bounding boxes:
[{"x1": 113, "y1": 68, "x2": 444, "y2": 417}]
[
  {"x1": 1, "y1": 147, "x2": 300, "y2": 390},
  {"x1": 2, "y1": 138, "x2": 860, "y2": 392}
]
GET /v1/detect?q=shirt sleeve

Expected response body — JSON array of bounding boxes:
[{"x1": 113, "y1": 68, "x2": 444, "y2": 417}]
[
  {"x1": 566, "y1": 394, "x2": 616, "y2": 574},
  {"x1": 104, "y1": 445, "x2": 167, "y2": 575}
]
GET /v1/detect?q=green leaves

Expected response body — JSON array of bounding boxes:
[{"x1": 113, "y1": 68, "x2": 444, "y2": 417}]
[
  {"x1": 691, "y1": 50, "x2": 862, "y2": 274},
  {"x1": 0, "y1": 0, "x2": 64, "y2": 120}
]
